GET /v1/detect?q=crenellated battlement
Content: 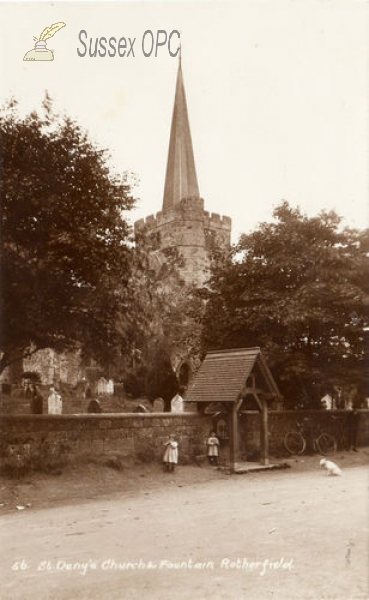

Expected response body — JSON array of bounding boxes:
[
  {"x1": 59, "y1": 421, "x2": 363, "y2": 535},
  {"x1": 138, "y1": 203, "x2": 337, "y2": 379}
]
[
  {"x1": 135, "y1": 198, "x2": 232, "y2": 235},
  {"x1": 134, "y1": 197, "x2": 231, "y2": 286},
  {"x1": 205, "y1": 212, "x2": 232, "y2": 230}
]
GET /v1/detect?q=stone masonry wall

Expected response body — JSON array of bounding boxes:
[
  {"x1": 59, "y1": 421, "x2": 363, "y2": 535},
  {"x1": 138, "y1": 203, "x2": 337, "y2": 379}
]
[
  {"x1": 237, "y1": 410, "x2": 369, "y2": 458},
  {"x1": 2, "y1": 410, "x2": 368, "y2": 472},
  {"x1": 0, "y1": 413, "x2": 213, "y2": 467},
  {"x1": 134, "y1": 198, "x2": 231, "y2": 286}
]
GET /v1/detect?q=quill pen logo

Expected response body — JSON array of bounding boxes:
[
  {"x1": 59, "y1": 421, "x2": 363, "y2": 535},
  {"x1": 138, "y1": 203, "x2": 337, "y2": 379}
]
[{"x1": 23, "y1": 22, "x2": 66, "y2": 61}]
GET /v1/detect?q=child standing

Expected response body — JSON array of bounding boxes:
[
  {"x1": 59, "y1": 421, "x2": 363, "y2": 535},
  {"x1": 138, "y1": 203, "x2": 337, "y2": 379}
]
[
  {"x1": 163, "y1": 434, "x2": 179, "y2": 472},
  {"x1": 206, "y1": 431, "x2": 220, "y2": 465}
]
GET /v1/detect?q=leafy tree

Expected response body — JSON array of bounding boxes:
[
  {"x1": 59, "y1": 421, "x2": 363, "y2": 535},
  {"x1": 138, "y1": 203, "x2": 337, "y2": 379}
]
[
  {"x1": 114, "y1": 225, "x2": 204, "y2": 402},
  {"x1": 0, "y1": 96, "x2": 135, "y2": 374},
  {"x1": 201, "y1": 202, "x2": 369, "y2": 407},
  {"x1": 123, "y1": 339, "x2": 178, "y2": 408}
]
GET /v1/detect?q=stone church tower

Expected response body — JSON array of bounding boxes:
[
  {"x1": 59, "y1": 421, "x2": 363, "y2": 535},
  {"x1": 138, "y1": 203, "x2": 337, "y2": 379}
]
[{"x1": 135, "y1": 58, "x2": 231, "y2": 286}]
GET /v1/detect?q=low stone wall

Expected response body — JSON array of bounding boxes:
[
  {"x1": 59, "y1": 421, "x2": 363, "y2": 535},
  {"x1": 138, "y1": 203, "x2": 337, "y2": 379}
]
[
  {"x1": 0, "y1": 413, "x2": 212, "y2": 468},
  {"x1": 237, "y1": 410, "x2": 369, "y2": 458},
  {"x1": 1, "y1": 410, "x2": 368, "y2": 472}
]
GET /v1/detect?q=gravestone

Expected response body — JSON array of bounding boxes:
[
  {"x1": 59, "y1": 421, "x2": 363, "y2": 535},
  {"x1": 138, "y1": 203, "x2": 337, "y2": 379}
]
[
  {"x1": 48, "y1": 388, "x2": 62, "y2": 414},
  {"x1": 153, "y1": 397, "x2": 165, "y2": 412},
  {"x1": 135, "y1": 403, "x2": 149, "y2": 413},
  {"x1": 97, "y1": 377, "x2": 108, "y2": 395},
  {"x1": 171, "y1": 394, "x2": 184, "y2": 413},
  {"x1": 87, "y1": 398, "x2": 102, "y2": 413}
]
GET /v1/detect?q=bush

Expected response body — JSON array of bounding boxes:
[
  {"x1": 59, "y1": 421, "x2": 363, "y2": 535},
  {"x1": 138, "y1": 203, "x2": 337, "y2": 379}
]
[
  {"x1": 123, "y1": 371, "x2": 144, "y2": 398},
  {"x1": 136, "y1": 447, "x2": 155, "y2": 463},
  {"x1": 0, "y1": 439, "x2": 70, "y2": 478},
  {"x1": 21, "y1": 371, "x2": 41, "y2": 383},
  {"x1": 104, "y1": 456, "x2": 124, "y2": 471}
]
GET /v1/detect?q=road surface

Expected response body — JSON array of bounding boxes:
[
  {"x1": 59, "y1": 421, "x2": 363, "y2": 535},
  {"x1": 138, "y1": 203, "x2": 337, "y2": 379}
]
[{"x1": 1, "y1": 462, "x2": 368, "y2": 600}]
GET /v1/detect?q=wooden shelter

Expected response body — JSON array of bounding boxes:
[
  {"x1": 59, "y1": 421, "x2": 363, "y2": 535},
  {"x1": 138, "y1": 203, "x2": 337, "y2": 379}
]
[{"x1": 185, "y1": 348, "x2": 283, "y2": 471}]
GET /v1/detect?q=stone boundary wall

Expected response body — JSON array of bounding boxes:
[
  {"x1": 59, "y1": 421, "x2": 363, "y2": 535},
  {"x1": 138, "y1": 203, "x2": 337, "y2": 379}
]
[
  {"x1": 238, "y1": 410, "x2": 369, "y2": 458},
  {"x1": 1, "y1": 410, "x2": 368, "y2": 470},
  {"x1": 0, "y1": 413, "x2": 213, "y2": 466}
]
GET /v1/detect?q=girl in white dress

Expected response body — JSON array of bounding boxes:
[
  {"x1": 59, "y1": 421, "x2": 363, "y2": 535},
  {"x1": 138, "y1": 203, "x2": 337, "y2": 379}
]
[
  {"x1": 206, "y1": 431, "x2": 220, "y2": 465},
  {"x1": 163, "y1": 434, "x2": 178, "y2": 472}
]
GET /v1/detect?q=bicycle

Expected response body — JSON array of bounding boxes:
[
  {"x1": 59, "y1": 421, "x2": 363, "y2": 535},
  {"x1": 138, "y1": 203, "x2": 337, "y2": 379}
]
[{"x1": 284, "y1": 417, "x2": 337, "y2": 456}]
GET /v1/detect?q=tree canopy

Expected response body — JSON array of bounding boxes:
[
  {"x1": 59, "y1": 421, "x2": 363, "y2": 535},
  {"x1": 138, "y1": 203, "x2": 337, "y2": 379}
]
[
  {"x1": 0, "y1": 96, "x2": 135, "y2": 373},
  {"x1": 201, "y1": 202, "x2": 369, "y2": 406},
  {"x1": 114, "y1": 225, "x2": 203, "y2": 404}
]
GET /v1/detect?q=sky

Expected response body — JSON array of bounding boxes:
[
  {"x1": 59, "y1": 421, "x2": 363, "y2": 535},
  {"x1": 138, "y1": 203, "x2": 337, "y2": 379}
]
[{"x1": 1, "y1": 0, "x2": 368, "y2": 243}]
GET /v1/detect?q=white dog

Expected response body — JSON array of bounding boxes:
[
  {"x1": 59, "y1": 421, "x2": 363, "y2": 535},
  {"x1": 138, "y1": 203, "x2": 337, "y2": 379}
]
[{"x1": 320, "y1": 458, "x2": 342, "y2": 476}]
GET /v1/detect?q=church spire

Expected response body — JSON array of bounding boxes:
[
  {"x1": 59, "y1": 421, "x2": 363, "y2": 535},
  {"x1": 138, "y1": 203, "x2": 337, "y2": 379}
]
[{"x1": 162, "y1": 57, "x2": 200, "y2": 212}]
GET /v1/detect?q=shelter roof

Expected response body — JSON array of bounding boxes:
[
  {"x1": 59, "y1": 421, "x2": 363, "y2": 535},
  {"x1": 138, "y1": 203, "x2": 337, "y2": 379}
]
[{"x1": 185, "y1": 347, "x2": 282, "y2": 403}]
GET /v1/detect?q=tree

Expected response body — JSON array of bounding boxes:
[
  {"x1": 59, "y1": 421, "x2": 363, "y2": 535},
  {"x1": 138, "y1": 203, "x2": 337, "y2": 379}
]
[
  {"x1": 114, "y1": 225, "x2": 204, "y2": 403},
  {"x1": 201, "y1": 202, "x2": 369, "y2": 406},
  {"x1": 0, "y1": 96, "x2": 135, "y2": 374}
]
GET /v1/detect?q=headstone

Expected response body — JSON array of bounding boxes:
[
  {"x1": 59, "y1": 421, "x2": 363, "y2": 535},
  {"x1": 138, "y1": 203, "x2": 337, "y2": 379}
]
[
  {"x1": 135, "y1": 403, "x2": 149, "y2": 413},
  {"x1": 171, "y1": 394, "x2": 184, "y2": 413},
  {"x1": 97, "y1": 377, "x2": 108, "y2": 395},
  {"x1": 55, "y1": 392, "x2": 62, "y2": 414},
  {"x1": 31, "y1": 385, "x2": 43, "y2": 414},
  {"x1": 1, "y1": 382, "x2": 11, "y2": 395},
  {"x1": 153, "y1": 397, "x2": 165, "y2": 412},
  {"x1": 107, "y1": 379, "x2": 114, "y2": 395},
  {"x1": 24, "y1": 380, "x2": 32, "y2": 398},
  {"x1": 48, "y1": 388, "x2": 62, "y2": 414},
  {"x1": 87, "y1": 398, "x2": 102, "y2": 413},
  {"x1": 320, "y1": 393, "x2": 333, "y2": 410}
]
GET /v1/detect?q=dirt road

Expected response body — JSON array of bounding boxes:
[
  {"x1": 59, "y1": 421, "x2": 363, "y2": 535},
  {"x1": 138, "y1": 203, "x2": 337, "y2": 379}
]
[{"x1": 1, "y1": 456, "x2": 368, "y2": 600}]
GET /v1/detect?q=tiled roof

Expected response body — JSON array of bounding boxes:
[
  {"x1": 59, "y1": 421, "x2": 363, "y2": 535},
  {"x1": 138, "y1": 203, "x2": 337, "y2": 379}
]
[{"x1": 185, "y1": 347, "x2": 281, "y2": 403}]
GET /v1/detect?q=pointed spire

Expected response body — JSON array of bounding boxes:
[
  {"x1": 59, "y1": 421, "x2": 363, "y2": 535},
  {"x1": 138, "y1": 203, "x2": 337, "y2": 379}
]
[{"x1": 162, "y1": 57, "x2": 200, "y2": 212}]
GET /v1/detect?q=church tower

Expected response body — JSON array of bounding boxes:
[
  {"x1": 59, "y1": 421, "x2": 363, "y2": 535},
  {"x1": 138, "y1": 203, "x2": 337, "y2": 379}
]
[{"x1": 135, "y1": 58, "x2": 231, "y2": 286}]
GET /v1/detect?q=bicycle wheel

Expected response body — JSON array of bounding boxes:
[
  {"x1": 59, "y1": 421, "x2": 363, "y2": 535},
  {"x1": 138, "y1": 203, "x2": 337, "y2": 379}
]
[
  {"x1": 284, "y1": 432, "x2": 306, "y2": 455},
  {"x1": 316, "y1": 432, "x2": 337, "y2": 455}
]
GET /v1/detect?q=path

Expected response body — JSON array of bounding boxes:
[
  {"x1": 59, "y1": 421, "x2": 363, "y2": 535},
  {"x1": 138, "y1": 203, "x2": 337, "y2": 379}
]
[{"x1": 1, "y1": 461, "x2": 368, "y2": 600}]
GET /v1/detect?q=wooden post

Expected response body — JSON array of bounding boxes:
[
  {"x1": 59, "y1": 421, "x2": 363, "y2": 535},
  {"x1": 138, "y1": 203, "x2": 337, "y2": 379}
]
[
  {"x1": 258, "y1": 397, "x2": 269, "y2": 466},
  {"x1": 230, "y1": 402, "x2": 238, "y2": 473},
  {"x1": 230, "y1": 398, "x2": 243, "y2": 473}
]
